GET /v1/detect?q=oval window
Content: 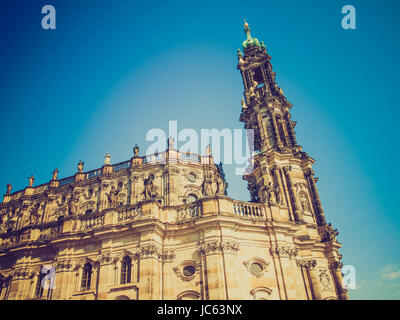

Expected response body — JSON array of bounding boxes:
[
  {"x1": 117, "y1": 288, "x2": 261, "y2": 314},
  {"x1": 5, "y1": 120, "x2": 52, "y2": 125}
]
[
  {"x1": 250, "y1": 262, "x2": 263, "y2": 275},
  {"x1": 183, "y1": 265, "x2": 195, "y2": 277}
]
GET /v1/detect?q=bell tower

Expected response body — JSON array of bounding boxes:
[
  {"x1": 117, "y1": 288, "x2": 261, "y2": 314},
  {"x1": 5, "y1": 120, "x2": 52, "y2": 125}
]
[
  {"x1": 238, "y1": 20, "x2": 332, "y2": 230},
  {"x1": 237, "y1": 21, "x2": 348, "y2": 300}
]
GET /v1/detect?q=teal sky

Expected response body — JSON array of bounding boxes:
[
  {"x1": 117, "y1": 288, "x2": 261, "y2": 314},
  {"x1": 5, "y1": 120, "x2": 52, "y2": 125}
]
[{"x1": 1, "y1": 0, "x2": 399, "y2": 299}]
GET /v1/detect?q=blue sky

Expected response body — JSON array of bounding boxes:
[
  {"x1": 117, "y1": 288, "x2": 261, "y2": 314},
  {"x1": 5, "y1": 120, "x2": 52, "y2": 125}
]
[{"x1": 0, "y1": 0, "x2": 399, "y2": 299}]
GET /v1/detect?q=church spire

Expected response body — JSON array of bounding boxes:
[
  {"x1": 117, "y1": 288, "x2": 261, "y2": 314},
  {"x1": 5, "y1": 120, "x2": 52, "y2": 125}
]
[{"x1": 242, "y1": 19, "x2": 261, "y2": 52}]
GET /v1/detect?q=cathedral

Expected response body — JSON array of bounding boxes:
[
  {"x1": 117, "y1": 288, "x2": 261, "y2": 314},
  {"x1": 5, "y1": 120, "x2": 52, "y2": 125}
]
[{"x1": 0, "y1": 22, "x2": 347, "y2": 300}]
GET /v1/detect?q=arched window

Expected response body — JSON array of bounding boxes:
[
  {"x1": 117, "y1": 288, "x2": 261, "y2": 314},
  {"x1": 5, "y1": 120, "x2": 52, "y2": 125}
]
[
  {"x1": 35, "y1": 271, "x2": 45, "y2": 299},
  {"x1": 81, "y1": 263, "x2": 92, "y2": 291},
  {"x1": 120, "y1": 256, "x2": 132, "y2": 284}
]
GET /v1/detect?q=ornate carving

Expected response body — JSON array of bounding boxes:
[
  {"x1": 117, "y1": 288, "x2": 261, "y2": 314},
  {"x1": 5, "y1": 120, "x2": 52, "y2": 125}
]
[
  {"x1": 143, "y1": 174, "x2": 159, "y2": 200},
  {"x1": 68, "y1": 192, "x2": 80, "y2": 216},
  {"x1": 202, "y1": 174, "x2": 216, "y2": 197},
  {"x1": 270, "y1": 246, "x2": 298, "y2": 259},
  {"x1": 37, "y1": 225, "x2": 61, "y2": 242},
  {"x1": 95, "y1": 252, "x2": 112, "y2": 264},
  {"x1": 173, "y1": 260, "x2": 199, "y2": 282},
  {"x1": 13, "y1": 268, "x2": 30, "y2": 280},
  {"x1": 296, "y1": 259, "x2": 317, "y2": 270},
  {"x1": 138, "y1": 245, "x2": 161, "y2": 259},
  {"x1": 320, "y1": 223, "x2": 339, "y2": 242},
  {"x1": 319, "y1": 269, "x2": 332, "y2": 291},
  {"x1": 29, "y1": 202, "x2": 41, "y2": 226},
  {"x1": 260, "y1": 181, "x2": 276, "y2": 204},
  {"x1": 197, "y1": 241, "x2": 240, "y2": 255},
  {"x1": 55, "y1": 259, "x2": 73, "y2": 271},
  {"x1": 107, "y1": 185, "x2": 121, "y2": 208},
  {"x1": 329, "y1": 261, "x2": 343, "y2": 271},
  {"x1": 159, "y1": 250, "x2": 176, "y2": 262}
]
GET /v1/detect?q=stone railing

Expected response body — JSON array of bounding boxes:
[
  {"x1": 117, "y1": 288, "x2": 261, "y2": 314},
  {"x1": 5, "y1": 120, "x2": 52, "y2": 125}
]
[
  {"x1": 0, "y1": 198, "x2": 269, "y2": 250},
  {"x1": 117, "y1": 205, "x2": 142, "y2": 225},
  {"x1": 233, "y1": 201, "x2": 265, "y2": 219},
  {"x1": 2, "y1": 150, "x2": 212, "y2": 202},
  {"x1": 176, "y1": 203, "x2": 202, "y2": 222},
  {"x1": 79, "y1": 213, "x2": 105, "y2": 231}
]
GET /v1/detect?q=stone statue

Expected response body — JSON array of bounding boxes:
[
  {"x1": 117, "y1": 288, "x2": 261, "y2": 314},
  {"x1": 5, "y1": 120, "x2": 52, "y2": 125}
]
[
  {"x1": 29, "y1": 202, "x2": 41, "y2": 225},
  {"x1": 248, "y1": 183, "x2": 259, "y2": 202},
  {"x1": 202, "y1": 175, "x2": 215, "y2": 197},
  {"x1": 205, "y1": 144, "x2": 211, "y2": 156},
  {"x1": 274, "y1": 184, "x2": 282, "y2": 205},
  {"x1": 215, "y1": 177, "x2": 225, "y2": 196},
  {"x1": 68, "y1": 192, "x2": 79, "y2": 216},
  {"x1": 107, "y1": 186, "x2": 120, "y2": 207},
  {"x1": 28, "y1": 175, "x2": 35, "y2": 187},
  {"x1": 168, "y1": 137, "x2": 174, "y2": 149},
  {"x1": 241, "y1": 98, "x2": 247, "y2": 110},
  {"x1": 143, "y1": 174, "x2": 158, "y2": 200},
  {"x1": 133, "y1": 144, "x2": 139, "y2": 157},
  {"x1": 263, "y1": 182, "x2": 276, "y2": 204},
  {"x1": 300, "y1": 192, "x2": 311, "y2": 212},
  {"x1": 52, "y1": 168, "x2": 59, "y2": 181},
  {"x1": 104, "y1": 153, "x2": 111, "y2": 165},
  {"x1": 321, "y1": 223, "x2": 339, "y2": 242},
  {"x1": 6, "y1": 184, "x2": 12, "y2": 195},
  {"x1": 77, "y1": 161, "x2": 84, "y2": 173}
]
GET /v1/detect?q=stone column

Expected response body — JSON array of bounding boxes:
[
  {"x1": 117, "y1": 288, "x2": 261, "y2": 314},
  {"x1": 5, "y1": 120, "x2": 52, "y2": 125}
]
[
  {"x1": 329, "y1": 261, "x2": 349, "y2": 300},
  {"x1": 297, "y1": 260, "x2": 322, "y2": 300},
  {"x1": 198, "y1": 241, "x2": 228, "y2": 300},
  {"x1": 284, "y1": 113, "x2": 297, "y2": 146},
  {"x1": 271, "y1": 112, "x2": 283, "y2": 148},
  {"x1": 279, "y1": 118, "x2": 291, "y2": 147},
  {"x1": 283, "y1": 166, "x2": 303, "y2": 222},
  {"x1": 137, "y1": 245, "x2": 162, "y2": 300},
  {"x1": 305, "y1": 169, "x2": 326, "y2": 226},
  {"x1": 95, "y1": 254, "x2": 114, "y2": 300},
  {"x1": 220, "y1": 241, "x2": 240, "y2": 299}
]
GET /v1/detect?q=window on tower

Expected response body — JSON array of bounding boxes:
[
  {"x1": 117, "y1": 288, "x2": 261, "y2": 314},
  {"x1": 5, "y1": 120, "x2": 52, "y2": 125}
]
[{"x1": 252, "y1": 67, "x2": 264, "y2": 85}]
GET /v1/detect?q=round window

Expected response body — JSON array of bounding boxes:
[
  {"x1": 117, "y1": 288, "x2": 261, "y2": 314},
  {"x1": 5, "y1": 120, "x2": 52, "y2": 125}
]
[
  {"x1": 250, "y1": 262, "x2": 263, "y2": 275},
  {"x1": 187, "y1": 173, "x2": 196, "y2": 183},
  {"x1": 183, "y1": 265, "x2": 195, "y2": 277}
]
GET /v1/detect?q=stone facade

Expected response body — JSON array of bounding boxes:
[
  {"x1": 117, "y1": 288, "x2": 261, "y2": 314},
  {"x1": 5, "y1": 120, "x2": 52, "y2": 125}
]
[{"x1": 0, "y1": 22, "x2": 347, "y2": 300}]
